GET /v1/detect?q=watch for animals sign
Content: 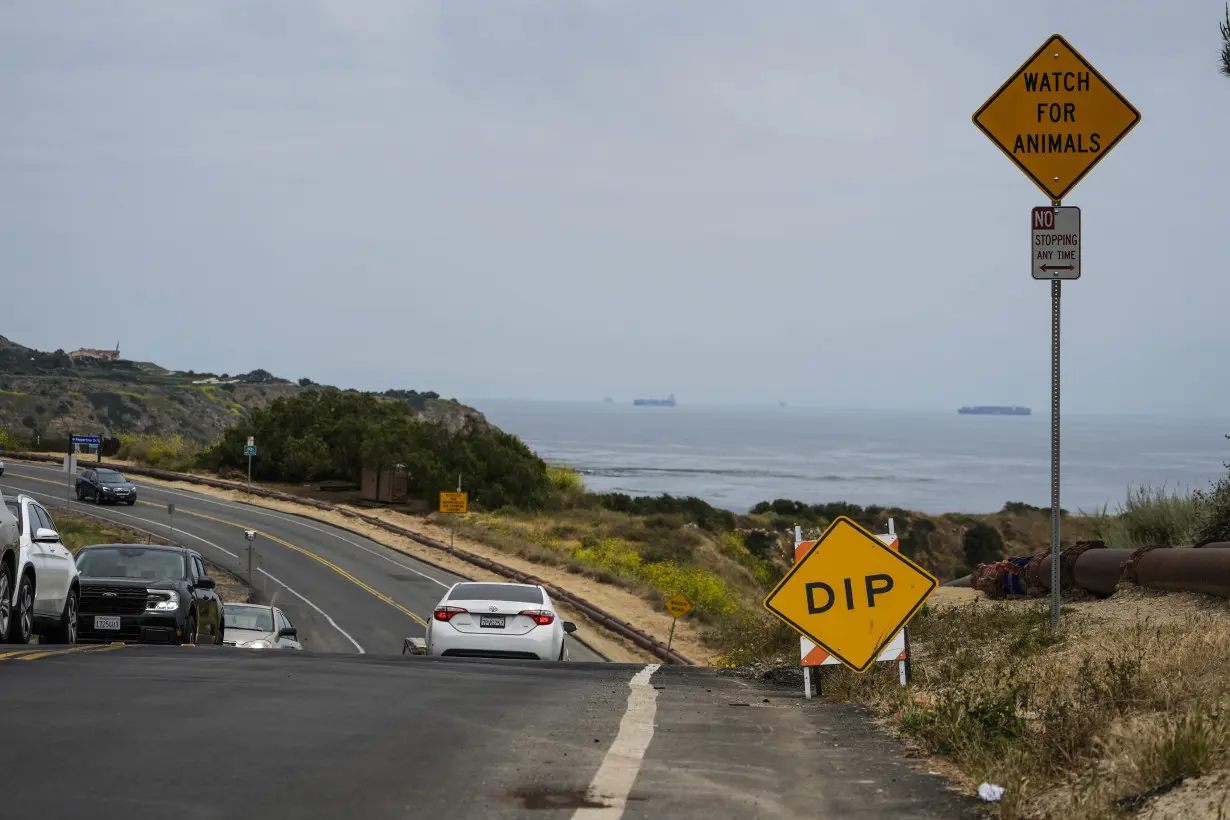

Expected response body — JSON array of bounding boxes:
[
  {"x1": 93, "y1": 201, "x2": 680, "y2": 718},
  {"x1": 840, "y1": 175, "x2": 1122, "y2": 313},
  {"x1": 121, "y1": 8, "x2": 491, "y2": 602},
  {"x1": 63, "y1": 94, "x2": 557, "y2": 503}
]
[
  {"x1": 973, "y1": 34, "x2": 1140, "y2": 200},
  {"x1": 1032, "y1": 206, "x2": 1080, "y2": 280}
]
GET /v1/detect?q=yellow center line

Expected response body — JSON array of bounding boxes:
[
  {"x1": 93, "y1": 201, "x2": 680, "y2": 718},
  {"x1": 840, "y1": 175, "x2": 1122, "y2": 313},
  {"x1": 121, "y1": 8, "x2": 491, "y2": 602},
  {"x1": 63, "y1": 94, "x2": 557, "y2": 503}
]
[
  {"x1": 171, "y1": 506, "x2": 429, "y2": 628},
  {"x1": 0, "y1": 649, "x2": 36, "y2": 660},
  {"x1": 4, "y1": 470, "x2": 429, "y2": 628},
  {"x1": 18, "y1": 644, "x2": 122, "y2": 661}
]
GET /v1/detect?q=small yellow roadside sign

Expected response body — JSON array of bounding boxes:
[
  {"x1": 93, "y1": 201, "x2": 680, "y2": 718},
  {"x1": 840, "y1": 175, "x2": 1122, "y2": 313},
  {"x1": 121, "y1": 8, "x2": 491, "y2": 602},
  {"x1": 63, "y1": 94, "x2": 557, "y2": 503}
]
[
  {"x1": 665, "y1": 594, "x2": 693, "y2": 619},
  {"x1": 439, "y1": 491, "x2": 468, "y2": 514},
  {"x1": 972, "y1": 33, "x2": 1140, "y2": 201},
  {"x1": 763, "y1": 517, "x2": 936, "y2": 673}
]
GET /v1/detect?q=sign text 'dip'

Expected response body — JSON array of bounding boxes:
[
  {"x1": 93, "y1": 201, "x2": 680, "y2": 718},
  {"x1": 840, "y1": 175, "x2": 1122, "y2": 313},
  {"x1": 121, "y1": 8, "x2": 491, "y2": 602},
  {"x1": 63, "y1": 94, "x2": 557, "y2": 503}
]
[{"x1": 763, "y1": 517, "x2": 936, "y2": 672}]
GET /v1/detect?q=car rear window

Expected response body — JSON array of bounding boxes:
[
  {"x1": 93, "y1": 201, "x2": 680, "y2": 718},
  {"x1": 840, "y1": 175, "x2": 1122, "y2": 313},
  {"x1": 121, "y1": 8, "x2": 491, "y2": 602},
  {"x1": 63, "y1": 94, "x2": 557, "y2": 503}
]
[{"x1": 447, "y1": 583, "x2": 544, "y2": 604}]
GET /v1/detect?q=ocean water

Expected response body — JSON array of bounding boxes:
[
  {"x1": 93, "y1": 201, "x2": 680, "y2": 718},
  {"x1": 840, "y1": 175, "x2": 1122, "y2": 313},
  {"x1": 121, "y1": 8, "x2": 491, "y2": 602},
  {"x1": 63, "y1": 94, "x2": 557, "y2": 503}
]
[{"x1": 473, "y1": 400, "x2": 1230, "y2": 515}]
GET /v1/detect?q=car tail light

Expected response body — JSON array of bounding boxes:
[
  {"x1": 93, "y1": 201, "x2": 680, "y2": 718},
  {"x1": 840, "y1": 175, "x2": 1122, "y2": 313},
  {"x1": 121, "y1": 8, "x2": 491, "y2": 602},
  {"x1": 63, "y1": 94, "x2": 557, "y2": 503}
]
[
  {"x1": 520, "y1": 610, "x2": 555, "y2": 626},
  {"x1": 433, "y1": 606, "x2": 467, "y2": 622}
]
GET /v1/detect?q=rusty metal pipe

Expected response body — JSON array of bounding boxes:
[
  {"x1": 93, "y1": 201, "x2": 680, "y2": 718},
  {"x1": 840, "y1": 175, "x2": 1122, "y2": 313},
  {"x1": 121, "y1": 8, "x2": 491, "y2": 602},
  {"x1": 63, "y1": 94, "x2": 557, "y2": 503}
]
[
  {"x1": 1032, "y1": 549, "x2": 1135, "y2": 597},
  {"x1": 1016, "y1": 545, "x2": 1230, "y2": 600},
  {"x1": 1131, "y1": 547, "x2": 1230, "y2": 598}
]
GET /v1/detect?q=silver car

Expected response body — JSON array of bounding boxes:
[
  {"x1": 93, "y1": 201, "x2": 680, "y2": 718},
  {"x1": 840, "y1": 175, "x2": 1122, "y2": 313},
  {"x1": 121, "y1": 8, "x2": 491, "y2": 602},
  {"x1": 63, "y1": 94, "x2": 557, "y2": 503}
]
[{"x1": 221, "y1": 603, "x2": 301, "y2": 650}]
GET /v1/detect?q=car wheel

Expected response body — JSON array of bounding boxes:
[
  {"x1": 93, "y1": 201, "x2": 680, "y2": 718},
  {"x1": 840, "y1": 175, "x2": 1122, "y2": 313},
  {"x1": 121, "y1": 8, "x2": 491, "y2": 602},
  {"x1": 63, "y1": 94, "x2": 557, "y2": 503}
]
[
  {"x1": 0, "y1": 563, "x2": 13, "y2": 640},
  {"x1": 76, "y1": 487, "x2": 85, "y2": 502},
  {"x1": 183, "y1": 613, "x2": 197, "y2": 646},
  {"x1": 126, "y1": 499, "x2": 135, "y2": 506},
  {"x1": 94, "y1": 490, "x2": 102, "y2": 505},
  {"x1": 9, "y1": 573, "x2": 34, "y2": 644},
  {"x1": 46, "y1": 587, "x2": 78, "y2": 645}
]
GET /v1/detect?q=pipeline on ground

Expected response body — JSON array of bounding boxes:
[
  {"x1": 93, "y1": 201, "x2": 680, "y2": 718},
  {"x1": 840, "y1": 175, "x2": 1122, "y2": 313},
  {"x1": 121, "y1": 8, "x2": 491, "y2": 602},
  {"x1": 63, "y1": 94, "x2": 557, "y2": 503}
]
[{"x1": 967, "y1": 539, "x2": 1230, "y2": 600}]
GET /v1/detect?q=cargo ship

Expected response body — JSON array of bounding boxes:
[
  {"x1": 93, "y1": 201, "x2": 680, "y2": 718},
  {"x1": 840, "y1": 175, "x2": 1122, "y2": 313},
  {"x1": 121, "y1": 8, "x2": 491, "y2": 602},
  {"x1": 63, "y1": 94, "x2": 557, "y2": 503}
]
[
  {"x1": 633, "y1": 394, "x2": 676, "y2": 407},
  {"x1": 958, "y1": 405, "x2": 1031, "y2": 416}
]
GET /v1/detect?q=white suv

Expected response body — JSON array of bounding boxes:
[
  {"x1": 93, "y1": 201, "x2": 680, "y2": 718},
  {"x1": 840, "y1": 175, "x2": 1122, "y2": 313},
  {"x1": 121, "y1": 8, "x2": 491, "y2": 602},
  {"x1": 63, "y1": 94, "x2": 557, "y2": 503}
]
[{"x1": 0, "y1": 491, "x2": 80, "y2": 644}]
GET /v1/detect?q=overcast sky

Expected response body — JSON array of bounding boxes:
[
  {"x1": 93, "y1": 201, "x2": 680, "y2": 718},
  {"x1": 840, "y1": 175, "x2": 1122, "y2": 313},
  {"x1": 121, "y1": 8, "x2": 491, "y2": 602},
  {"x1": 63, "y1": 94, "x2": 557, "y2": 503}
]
[{"x1": 2, "y1": 2, "x2": 1227, "y2": 414}]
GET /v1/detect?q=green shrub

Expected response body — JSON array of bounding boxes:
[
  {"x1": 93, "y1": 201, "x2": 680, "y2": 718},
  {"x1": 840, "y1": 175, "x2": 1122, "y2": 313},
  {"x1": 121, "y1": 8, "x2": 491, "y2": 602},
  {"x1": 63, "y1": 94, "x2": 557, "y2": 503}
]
[
  {"x1": 547, "y1": 465, "x2": 584, "y2": 494},
  {"x1": 1195, "y1": 449, "x2": 1230, "y2": 543},
  {"x1": 962, "y1": 522, "x2": 1004, "y2": 569},
  {"x1": 117, "y1": 433, "x2": 199, "y2": 471},
  {"x1": 596, "y1": 493, "x2": 735, "y2": 531},
  {"x1": 0, "y1": 427, "x2": 23, "y2": 451},
  {"x1": 198, "y1": 389, "x2": 551, "y2": 509}
]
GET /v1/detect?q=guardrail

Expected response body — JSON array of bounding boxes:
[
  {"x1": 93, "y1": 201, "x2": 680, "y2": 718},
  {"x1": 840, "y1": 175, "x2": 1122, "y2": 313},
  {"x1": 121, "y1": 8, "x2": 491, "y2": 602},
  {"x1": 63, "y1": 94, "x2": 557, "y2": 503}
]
[{"x1": 0, "y1": 451, "x2": 694, "y2": 665}]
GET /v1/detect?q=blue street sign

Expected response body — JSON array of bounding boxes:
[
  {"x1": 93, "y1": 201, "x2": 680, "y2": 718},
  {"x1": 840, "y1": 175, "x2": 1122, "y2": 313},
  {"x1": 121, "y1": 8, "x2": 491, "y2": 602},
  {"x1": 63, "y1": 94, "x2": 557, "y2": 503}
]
[{"x1": 71, "y1": 435, "x2": 102, "y2": 446}]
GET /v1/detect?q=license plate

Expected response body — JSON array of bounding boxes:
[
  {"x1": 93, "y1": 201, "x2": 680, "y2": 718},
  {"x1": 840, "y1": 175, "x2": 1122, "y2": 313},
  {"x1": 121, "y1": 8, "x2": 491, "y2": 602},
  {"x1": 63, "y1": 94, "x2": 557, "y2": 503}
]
[
  {"x1": 479, "y1": 615, "x2": 505, "y2": 629},
  {"x1": 94, "y1": 616, "x2": 121, "y2": 630}
]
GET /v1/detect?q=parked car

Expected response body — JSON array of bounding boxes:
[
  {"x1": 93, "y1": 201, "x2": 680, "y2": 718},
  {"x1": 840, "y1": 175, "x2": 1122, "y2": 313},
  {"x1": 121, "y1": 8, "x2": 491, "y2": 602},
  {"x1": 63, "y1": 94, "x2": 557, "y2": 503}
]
[
  {"x1": 0, "y1": 492, "x2": 80, "y2": 644},
  {"x1": 222, "y1": 603, "x2": 302, "y2": 650},
  {"x1": 75, "y1": 544, "x2": 224, "y2": 645},
  {"x1": 75, "y1": 467, "x2": 137, "y2": 505},
  {"x1": 0, "y1": 490, "x2": 20, "y2": 643},
  {"x1": 0, "y1": 459, "x2": 6, "y2": 476},
  {"x1": 425, "y1": 582, "x2": 576, "y2": 661}
]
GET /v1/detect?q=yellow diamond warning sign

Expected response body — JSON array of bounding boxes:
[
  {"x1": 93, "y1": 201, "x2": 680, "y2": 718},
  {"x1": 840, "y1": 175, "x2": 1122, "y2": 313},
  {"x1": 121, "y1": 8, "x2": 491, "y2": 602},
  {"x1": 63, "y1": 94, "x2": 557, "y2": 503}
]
[
  {"x1": 973, "y1": 34, "x2": 1140, "y2": 200},
  {"x1": 763, "y1": 517, "x2": 936, "y2": 673},
  {"x1": 665, "y1": 594, "x2": 693, "y2": 619}
]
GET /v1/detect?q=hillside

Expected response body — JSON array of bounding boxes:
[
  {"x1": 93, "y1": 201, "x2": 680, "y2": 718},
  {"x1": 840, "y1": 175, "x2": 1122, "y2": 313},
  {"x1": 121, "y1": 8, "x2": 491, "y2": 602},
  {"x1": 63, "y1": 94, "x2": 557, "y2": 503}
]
[{"x1": 0, "y1": 335, "x2": 486, "y2": 446}]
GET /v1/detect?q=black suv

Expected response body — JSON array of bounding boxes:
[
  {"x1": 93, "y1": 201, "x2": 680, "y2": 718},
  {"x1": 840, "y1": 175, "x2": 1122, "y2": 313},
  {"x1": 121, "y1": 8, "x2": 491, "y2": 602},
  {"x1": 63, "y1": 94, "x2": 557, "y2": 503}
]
[
  {"x1": 76, "y1": 468, "x2": 137, "y2": 505},
  {"x1": 75, "y1": 544, "x2": 224, "y2": 645}
]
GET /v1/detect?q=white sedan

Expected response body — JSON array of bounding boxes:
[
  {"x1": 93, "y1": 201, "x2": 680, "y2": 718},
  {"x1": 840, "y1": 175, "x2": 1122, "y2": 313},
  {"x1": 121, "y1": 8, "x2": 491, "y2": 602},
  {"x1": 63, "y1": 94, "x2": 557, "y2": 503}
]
[
  {"x1": 222, "y1": 602, "x2": 302, "y2": 650},
  {"x1": 426, "y1": 582, "x2": 576, "y2": 661}
]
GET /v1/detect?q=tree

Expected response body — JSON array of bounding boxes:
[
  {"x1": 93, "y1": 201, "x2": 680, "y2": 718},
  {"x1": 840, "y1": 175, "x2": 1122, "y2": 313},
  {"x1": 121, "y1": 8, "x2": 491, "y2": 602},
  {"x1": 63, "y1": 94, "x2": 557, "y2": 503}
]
[
  {"x1": 962, "y1": 523, "x2": 1004, "y2": 570},
  {"x1": 1222, "y1": 5, "x2": 1230, "y2": 77}
]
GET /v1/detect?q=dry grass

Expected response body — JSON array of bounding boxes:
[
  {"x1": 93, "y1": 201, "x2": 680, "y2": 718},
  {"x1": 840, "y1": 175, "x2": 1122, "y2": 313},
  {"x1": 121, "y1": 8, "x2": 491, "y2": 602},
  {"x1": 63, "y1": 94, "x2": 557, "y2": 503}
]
[
  {"x1": 823, "y1": 587, "x2": 1230, "y2": 818},
  {"x1": 1083, "y1": 485, "x2": 1206, "y2": 549}
]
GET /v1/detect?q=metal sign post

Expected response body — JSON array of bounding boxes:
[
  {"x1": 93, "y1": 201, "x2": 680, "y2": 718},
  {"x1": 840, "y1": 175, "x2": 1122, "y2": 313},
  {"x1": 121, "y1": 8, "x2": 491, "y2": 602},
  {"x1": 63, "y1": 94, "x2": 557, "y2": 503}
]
[
  {"x1": 1032, "y1": 202, "x2": 1078, "y2": 631},
  {"x1": 973, "y1": 33, "x2": 1139, "y2": 631},
  {"x1": 664, "y1": 594, "x2": 692, "y2": 653},
  {"x1": 244, "y1": 530, "x2": 257, "y2": 598},
  {"x1": 438, "y1": 476, "x2": 467, "y2": 550},
  {"x1": 245, "y1": 437, "x2": 256, "y2": 493},
  {"x1": 1050, "y1": 233, "x2": 1062, "y2": 630}
]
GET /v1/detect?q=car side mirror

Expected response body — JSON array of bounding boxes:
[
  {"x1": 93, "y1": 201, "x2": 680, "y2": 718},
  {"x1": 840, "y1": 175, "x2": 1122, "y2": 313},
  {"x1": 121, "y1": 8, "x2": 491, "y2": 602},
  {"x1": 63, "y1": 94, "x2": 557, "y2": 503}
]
[
  {"x1": 278, "y1": 626, "x2": 297, "y2": 639},
  {"x1": 197, "y1": 576, "x2": 216, "y2": 590},
  {"x1": 33, "y1": 527, "x2": 60, "y2": 543},
  {"x1": 563, "y1": 621, "x2": 577, "y2": 634}
]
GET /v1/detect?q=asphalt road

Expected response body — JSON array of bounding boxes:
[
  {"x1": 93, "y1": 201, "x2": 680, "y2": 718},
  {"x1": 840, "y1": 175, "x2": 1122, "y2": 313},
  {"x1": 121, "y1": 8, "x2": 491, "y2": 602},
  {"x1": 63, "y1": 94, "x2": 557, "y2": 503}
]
[
  {"x1": 0, "y1": 461, "x2": 604, "y2": 660},
  {"x1": 0, "y1": 645, "x2": 976, "y2": 819}
]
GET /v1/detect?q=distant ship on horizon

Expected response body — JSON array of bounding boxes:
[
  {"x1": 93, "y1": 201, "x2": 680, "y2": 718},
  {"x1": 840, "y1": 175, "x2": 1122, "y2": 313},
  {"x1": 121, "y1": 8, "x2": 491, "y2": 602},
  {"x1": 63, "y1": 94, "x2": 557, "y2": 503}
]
[
  {"x1": 958, "y1": 405, "x2": 1031, "y2": 416},
  {"x1": 633, "y1": 394, "x2": 676, "y2": 407}
]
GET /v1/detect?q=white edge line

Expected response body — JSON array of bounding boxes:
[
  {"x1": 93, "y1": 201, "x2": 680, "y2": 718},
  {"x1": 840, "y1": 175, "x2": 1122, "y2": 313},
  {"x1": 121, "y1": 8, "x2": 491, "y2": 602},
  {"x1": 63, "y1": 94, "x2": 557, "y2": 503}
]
[
  {"x1": 12, "y1": 463, "x2": 454, "y2": 588},
  {"x1": 257, "y1": 567, "x2": 364, "y2": 654},
  {"x1": 572, "y1": 664, "x2": 661, "y2": 820},
  {"x1": 2, "y1": 482, "x2": 363, "y2": 654}
]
